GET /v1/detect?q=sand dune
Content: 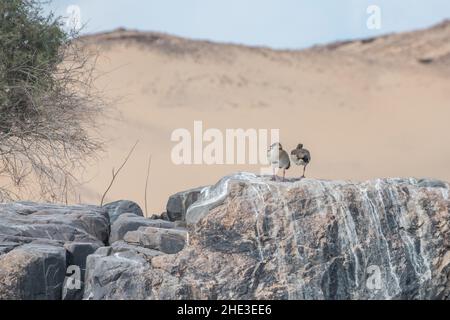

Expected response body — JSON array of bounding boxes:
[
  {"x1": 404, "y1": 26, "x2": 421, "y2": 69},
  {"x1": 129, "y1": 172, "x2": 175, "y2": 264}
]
[{"x1": 75, "y1": 21, "x2": 450, "y2": 215}]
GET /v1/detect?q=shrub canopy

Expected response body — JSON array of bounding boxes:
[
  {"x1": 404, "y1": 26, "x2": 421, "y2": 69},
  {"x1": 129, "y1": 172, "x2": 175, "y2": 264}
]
[
  {"x1": 0, "y1": 0, "x2": 66, "y2": 126},
  {"x1": 0, "y1": 0, "x2": 102, "y2": 201}
]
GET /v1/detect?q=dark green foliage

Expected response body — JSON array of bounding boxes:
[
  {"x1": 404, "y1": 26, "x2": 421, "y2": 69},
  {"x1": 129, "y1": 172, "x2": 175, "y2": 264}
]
[
  {"x1": 0, "y1": 1, "x2": 102, "y2": 201},
  {"x1": 0, "y1": 0, "x2": 67, "y2": 131}
]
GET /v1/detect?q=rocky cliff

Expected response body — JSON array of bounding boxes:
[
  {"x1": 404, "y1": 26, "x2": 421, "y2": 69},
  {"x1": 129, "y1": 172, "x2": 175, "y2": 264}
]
[{"x1": 1, "y1": 174, "x2": 449, "y2": 300}]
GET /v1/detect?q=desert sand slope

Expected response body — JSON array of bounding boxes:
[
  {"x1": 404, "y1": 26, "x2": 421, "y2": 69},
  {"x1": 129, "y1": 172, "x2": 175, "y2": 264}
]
[{"x1": 75, "y1": 22, "x2": 450, "y2": 215}]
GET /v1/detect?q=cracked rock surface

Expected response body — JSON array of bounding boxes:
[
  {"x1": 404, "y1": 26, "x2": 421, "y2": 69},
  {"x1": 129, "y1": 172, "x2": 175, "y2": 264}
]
[
  {"x1": 2, "y1": 174, "x2": 450, "y2": 300},
  {"x1": 0, "y1": 202, "x2": 109, "y2": 300},
  {"x1": 84, "y1": 174, "x2": 450, "y2": 300}
]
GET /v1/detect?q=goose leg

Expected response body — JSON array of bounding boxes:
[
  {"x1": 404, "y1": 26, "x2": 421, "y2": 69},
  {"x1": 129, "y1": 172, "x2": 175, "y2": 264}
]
[
  {"x1": 283, "y1": 168, "x2": 286, "y2": 181},
  {"x1": 302, "y1": 165, "x2": 307, "y2": 178}
]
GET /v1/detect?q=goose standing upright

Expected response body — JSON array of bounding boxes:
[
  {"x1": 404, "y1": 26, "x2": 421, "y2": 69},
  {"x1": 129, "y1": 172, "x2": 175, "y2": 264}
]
[
  {"x1": 267, "y1": 143, "x2": 290, "y2": 181},
  {"x1": 290, "y1": 144, "x2": 311, "y2": 178}
]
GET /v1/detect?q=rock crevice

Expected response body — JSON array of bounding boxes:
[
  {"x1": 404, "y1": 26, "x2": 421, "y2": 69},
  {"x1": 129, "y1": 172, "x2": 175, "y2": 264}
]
[{"x1": 1, "y1": 175, "x2": 449, "y2": 300}]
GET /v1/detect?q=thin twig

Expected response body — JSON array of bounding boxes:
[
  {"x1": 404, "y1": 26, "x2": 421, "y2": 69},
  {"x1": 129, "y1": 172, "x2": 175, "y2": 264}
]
[
  {"x1": 100, "y1": 140, "x2": 139, "y2": 206},
  {"x1": 144, "y1": 154, "x2": 152, "y2": 218},
  {"x1": 64, "y1": 175, "x2": 68, "y2": 205}
]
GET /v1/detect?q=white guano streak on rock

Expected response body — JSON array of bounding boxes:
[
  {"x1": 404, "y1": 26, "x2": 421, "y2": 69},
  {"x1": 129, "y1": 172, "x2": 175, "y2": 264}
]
[
  {"x1": 252, "y1": 177, "x2": 314, "y2": 299},
  {"x1": 113, "y1": 252, "x2": 143, "y2": 266},
  {"x1": 183, "y1": 174, "x2": 449, "y2": 299},
  {"x1": 233, "y1": 175, "x2": 300, "y2": 299},
  {"x1": 233, "y1": 175, "x2": 303, "y2": 299},
  {"x1": 389, "y1": 186, "x2": 432, "y2": 289},
  {"x1": 326, "y1": 181, "x2": 362, "y2": 292},
  {"x1": 274, "y1": 183, "x2": 300, "y2": 300},
  {"x1": 247, "y1": 184, "x2": 266, "y2": 262},
  {"x1": 365, "y1": 180, "x2": 401, "y2": 299},
  {"x1": 186, "y1": 172, "x2": 257, "y2": 225}
]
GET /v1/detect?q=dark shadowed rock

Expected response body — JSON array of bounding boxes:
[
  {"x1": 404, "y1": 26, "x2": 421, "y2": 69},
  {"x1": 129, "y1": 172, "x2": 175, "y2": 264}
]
[
  {"x1": 109, "y1": 213, "x2": 175, "y2": 244},
  {"x1": 84, "y1": 174, "x2": 450, "y2": 300},
  {"x1": 84, "y1": 243, "x2": 163, "y2": 300},
  {"x1": 166, "y1": 187, "x2": 205, "y2": 222},
  {"x1": 150, "y1": 212, "x2": 170, "y2": 221},
  {"x1": 0, "y1": 243, "x2": 66, "y2": 300},
  {"x1": 3, "y1": 175, "x2": 450, "y2": 300},
  {"x1": 64, "y1": 242, "x2": 102, "y2": 275},
  {"x1": 0, "y1": 202, "x2": 109, "y2": 245},
  {"x1": 111, "y1": 240, "x2": 164, "y2": 258},
  {"x1": 417, "y1": 179, "x2": 449, "y2": 189},
  {"x1": 161, "y1": 212, "x2": 170, "y2": 221},
  {"x1": 0, "y1": 202, "x2": 110, "y2": 300},
  {"x1": 174, "y1": 221, "x2": 187, "y2": 229},
  {"x1": 62, "y1": 242, "x2": 102, "y2": 300},
  {"x1": 103, "y1": 200, "x2": 144, "y2": 224},
  {"x1": 124, "y1": 227, "x2": 188, "y2": 254},
  {"x1": 62, "y1": 281, "x2": 84, "y2": 301},
  {"x1": 0, "y1": 242, "x2": 20, "y2": 255}
]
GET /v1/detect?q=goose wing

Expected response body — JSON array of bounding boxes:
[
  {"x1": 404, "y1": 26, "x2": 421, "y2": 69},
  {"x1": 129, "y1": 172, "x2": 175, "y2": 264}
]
[
  {"x1": 290, "y1": 148, "x2": 311, "y2": 164},
  {"x1": 302, "y1": 149, "x2": 311, "y2": 163},
  {"x1": 279, "y1": 150, "x2": 291, "y2": 169}
]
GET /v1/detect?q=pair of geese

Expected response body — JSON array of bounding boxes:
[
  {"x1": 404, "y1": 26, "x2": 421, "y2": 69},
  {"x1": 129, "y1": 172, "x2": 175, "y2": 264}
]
[{"x1": 267, "y1": 143, "x2": 311, "y2": 181}]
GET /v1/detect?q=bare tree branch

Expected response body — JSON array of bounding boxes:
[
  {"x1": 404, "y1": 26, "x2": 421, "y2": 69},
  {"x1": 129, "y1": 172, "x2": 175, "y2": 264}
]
[
  {"x1": 100, "y1": 141, "x2": 139, "y2": 206},
  {"x1": 144, "y1": 154, "x2": 152, "y2": 218},
  {"x1": 0, "y1": 1, "x2": 107, "y2": 203}
]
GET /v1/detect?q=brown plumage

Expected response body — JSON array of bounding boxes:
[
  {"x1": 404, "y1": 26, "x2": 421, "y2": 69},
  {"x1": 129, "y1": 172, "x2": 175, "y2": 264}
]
[
  {"x1": 290, "y1": 144, "x2": 311, "y2": 178},
  {"x1": 267, "y1": 143, "x2": 290, "y2": 181}
]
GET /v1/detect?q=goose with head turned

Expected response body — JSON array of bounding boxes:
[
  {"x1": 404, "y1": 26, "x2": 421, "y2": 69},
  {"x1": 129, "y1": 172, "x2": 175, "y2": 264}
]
[{"x1": 290, "y1": 143, "x2": 311, "y2": 178}]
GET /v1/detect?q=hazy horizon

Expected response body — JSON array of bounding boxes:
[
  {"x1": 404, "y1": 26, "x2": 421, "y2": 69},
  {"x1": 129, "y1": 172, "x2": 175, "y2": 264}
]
[{"x1": 46, "y1": 0, "x2": 450, "y2": 49}]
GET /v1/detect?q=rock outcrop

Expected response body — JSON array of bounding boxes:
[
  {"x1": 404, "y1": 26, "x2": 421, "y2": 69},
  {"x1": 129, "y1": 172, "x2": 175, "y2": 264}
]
[
  {"x1": 83, "y1": 173, "x2": 450, "y2": 300},
  {"x1": 0, "y1": 202, "x2": 109, "y2": 300},
  {"x1": 2, "y1": 174, "x2": 450, "y2": 300},
  {"x1": 166, "y1": 187, "x2": 205, "y2": 222},
  {"x1": 0, "y1": 201, "x2": 187, "y2": 300},
  {"x1": 109, "y1": 213, "x2": 176, "y2": 244},
  {"x1": 103, "y1": 200, "x2": 144, "y2": 224},
  {"x1": 124, "y1": 227, "x2": 188, "y2": 254},
  {"x1": 0, "y1": 243, "x2": 67, "y2": 300}
]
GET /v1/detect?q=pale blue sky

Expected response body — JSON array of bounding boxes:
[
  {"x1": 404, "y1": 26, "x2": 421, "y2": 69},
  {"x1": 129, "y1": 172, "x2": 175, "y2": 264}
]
[{"x1": 45, "y1": 0, "x2": 450, "y2": 49}]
